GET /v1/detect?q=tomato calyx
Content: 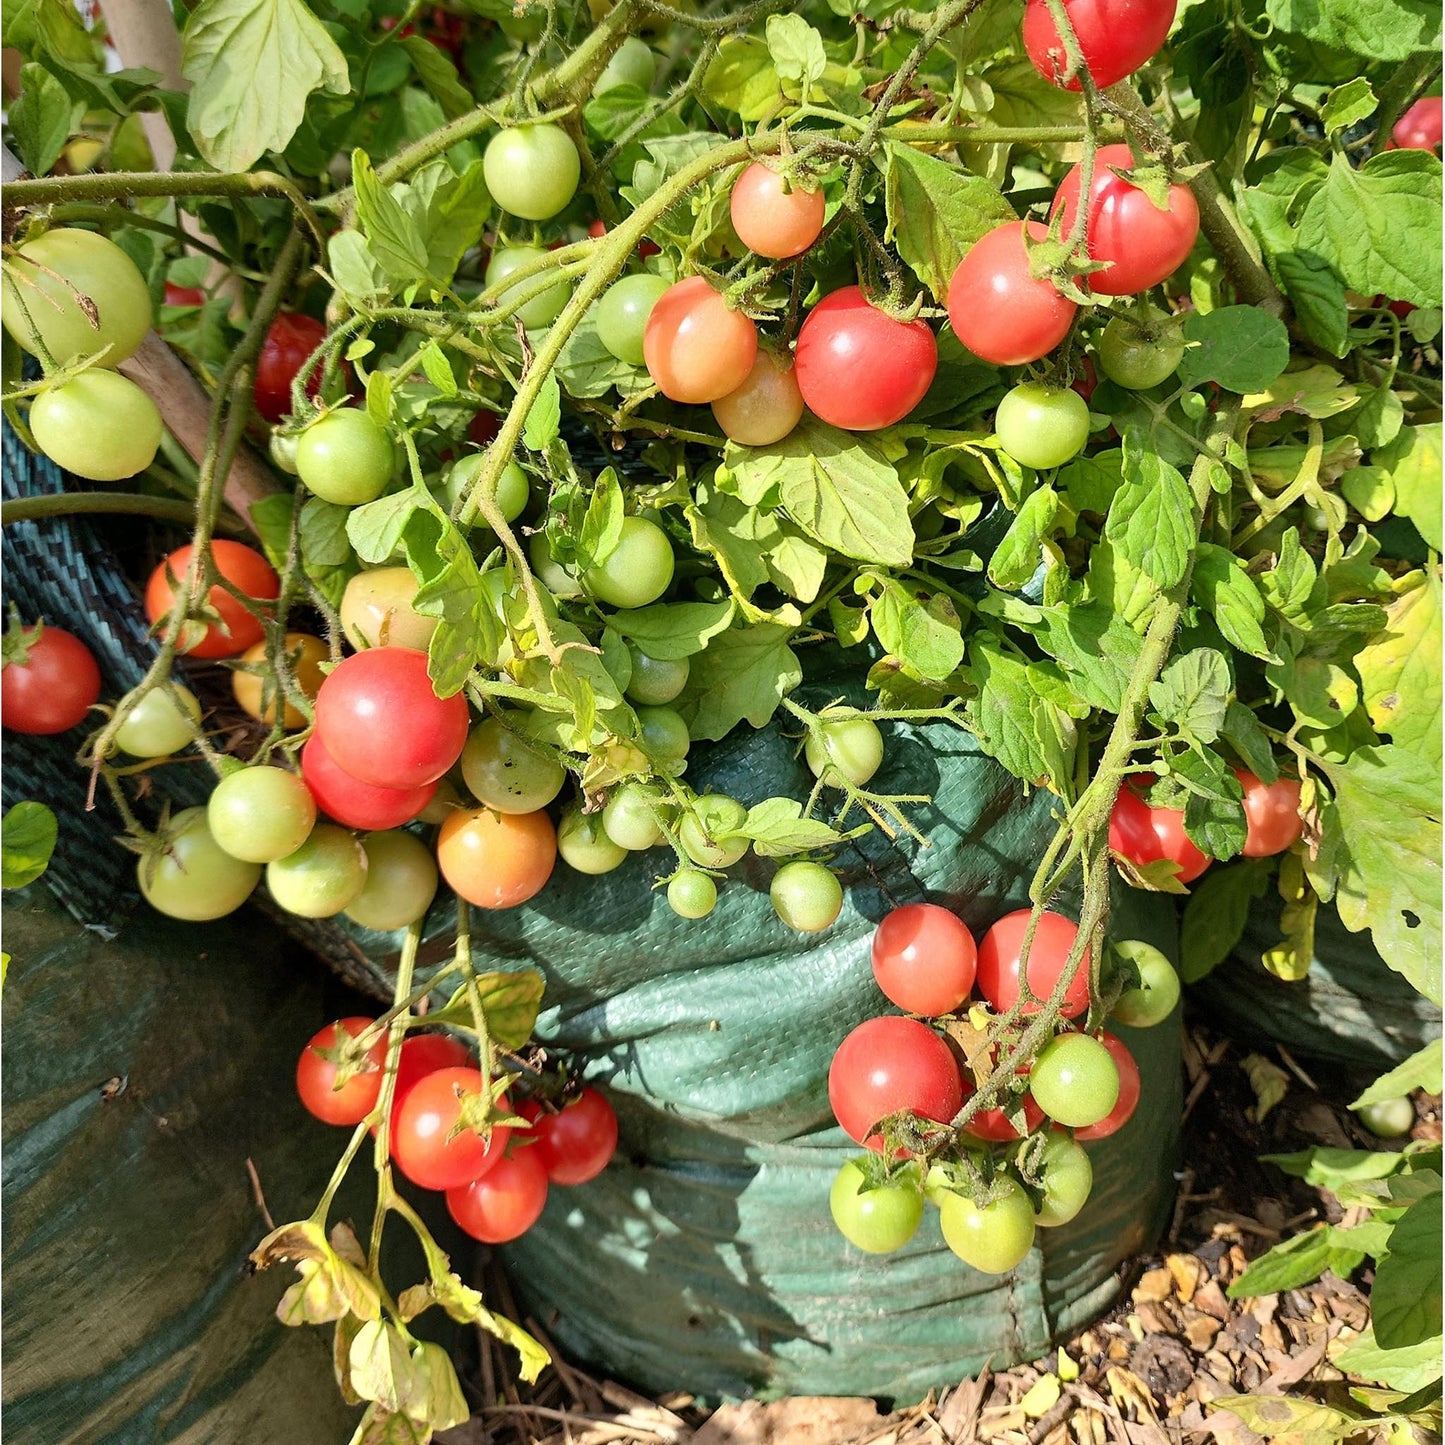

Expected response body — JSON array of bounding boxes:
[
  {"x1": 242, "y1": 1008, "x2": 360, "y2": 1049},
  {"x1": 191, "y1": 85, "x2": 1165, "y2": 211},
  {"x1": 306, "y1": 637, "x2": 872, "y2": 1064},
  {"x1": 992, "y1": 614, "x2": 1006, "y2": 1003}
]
[
  {"x1": 2, "y1": 614, "x2": 41, "y2": 668},
  {"x1": 449, "y1": 1071, "x2": 528, "y2": 1144}
]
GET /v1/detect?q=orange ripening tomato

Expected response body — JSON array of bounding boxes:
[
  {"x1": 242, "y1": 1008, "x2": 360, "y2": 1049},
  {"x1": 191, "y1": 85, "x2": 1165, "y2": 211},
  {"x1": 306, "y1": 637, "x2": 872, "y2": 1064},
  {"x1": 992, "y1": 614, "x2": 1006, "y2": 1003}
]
[{"x1": 437, "y1": 806, "x2": 557, "y2": 908}]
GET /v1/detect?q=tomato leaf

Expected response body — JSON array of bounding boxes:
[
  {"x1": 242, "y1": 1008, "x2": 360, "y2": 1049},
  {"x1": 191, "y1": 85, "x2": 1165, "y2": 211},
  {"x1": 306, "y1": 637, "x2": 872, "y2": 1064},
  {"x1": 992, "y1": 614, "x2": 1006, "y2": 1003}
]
[
  {"x1": 871, "y1": 581, "x2": 966, "y2": 680},
  {"x1": 1, "y1": 803, "x2": 58, "y2": 890},
  {"x1": 1334, "y1": 1324, "x2": 1445, "y2": 1395},
  {"x1": 9, "y1": 62, "x2": 78, "y2": 178},
  {"x1": 1372, "y1": 1193, "x2": 1443, "y2": 1348},
  {"x1": 1148, "y1": 647, "x2": 1232, "y2": 745},
  {"x1": 964, "y1": 639, "x2": 1079, "y2": 793},
  {"x1": 740, "y1": 797, "x2": 860, "y2": 857},
  {"x1": 1179, "y1": 858, "x2": 1273, "y2": 982},
  {"x1": 349, "y1": 1320, "x2": 426, "y2": 1413},
  {"x1": 411, "y1": 1341, "x2": 469, "y2": 1430},
  {"x1": 1356, "y1": 570, "x2": 1442, "y2": 770},
  {"x1": 607, "y1": 600, "x2": 734, "y2": 659},
  {"x1": 1104, "y1": 437, "x2": 1193, "y2": 590},
  {"x1": 987, "y1": 484, "x2": 1059, "y2": 591},
  {"x1": 1352, "y1": 1039, "x2": 1444, "y2": 1108},
  {"x1": 1191, "y1": 546, "x2": 1274, "y2": 660},
  {"x1": 1374, "y1": 423, "x2": 1443, "y2": 551},
  {"x1": 678, "y1": 623, "x2": 802, "y2": 740},
  {"x1": 1265, "y1": 0, "x2": 1440, "y2": 64},
  {"x1": 1176, "y1": 306, "x2": 1290, "y2": 392}
]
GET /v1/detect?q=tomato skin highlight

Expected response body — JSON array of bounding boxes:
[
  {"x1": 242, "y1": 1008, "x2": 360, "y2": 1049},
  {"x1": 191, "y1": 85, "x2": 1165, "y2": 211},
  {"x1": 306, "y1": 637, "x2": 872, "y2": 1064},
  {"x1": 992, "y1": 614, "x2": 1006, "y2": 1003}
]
[
  {"x1": 1050, "y1": 145, "x2": 1200, "y2": 295},
  {"x1": 1023, "y1": 0, "x2": 1178, "y2": 91},
  {"x1": 393, "y1": 1067, "x2": 512, "y2": 1191},
  {"x1": 976, "y1": 909, "x2": 1092, "y2": 1018},
  {"x1": 2, "y1": 624, "x2": 102, "y2": 734},
  {"x1": 300, "y1": 732, "x2": 436, "y2": 831},
  {"x1": 436, "y1": 806, "x2": 557, "y2": 909},
  {"x1": 314, "y1": 647, "x2": 470, "y2": 791},
  {"x1": 1108, "y1": 782, "x2": 1211, "y2": 883},
  {"x1": 730, "y1": 163, "x2": 826, "y2": 259},
  {"x1": 828, "y1": 1015, "x2": 965, "y2": 1151},
  {"x1": 1073, "y1": 1031, "x2": 1142, "y2": 1141},
  {"x1": 643, "y1": 276, "x2": 759, "y2": 404},
  {"x1": 296, "y1": 1017, "x2": 386, "y2": 1126},
  {"x1": 518, "y1": 1087, "x2": 619, "y2": 1185},
  {"x1": 870, "y1": 903, "x2": 977, "y2": 1017},
  {"x1": 144, "y1": 541, "x2": 280, "y2": 659},
  {"x1": 1236, "y1": 769, "x2": 1303, "y2": 857},
  {"x1": 794, "y1": 286, "x2": 937, "y2": 432},
  {"x1": 948, "y1": 222, "x2": 1077, "y2": 366},
  {"x1": 254, "y1": 312, "x2": 328, "y2": 422},
  {"x1": 446, "y1": 1148, "x2": 549, "y2": 1242}
]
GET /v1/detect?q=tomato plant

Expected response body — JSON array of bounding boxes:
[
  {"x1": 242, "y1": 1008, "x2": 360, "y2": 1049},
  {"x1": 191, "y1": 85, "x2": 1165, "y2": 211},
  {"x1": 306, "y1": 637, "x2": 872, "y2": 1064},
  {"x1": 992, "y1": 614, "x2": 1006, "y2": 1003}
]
[
  {"x1": 1022, "y1": 0, "x2": 1177, "y2": 90},
  {"x1": 994, "y1": 383, "x2": 1090, "y2": 469},
  {"x1": 595, "y1": 274, "x2": 670, "y2": 366},
  {"x1": 518, "y1": 1087, "x2": 619, "y2": 1185},
  {"x1": 1109, "y1": 940, "x2": 1180, "y2": 1027},
  {"x1": 1073, "y1": 1031, "x2": 1141, "y2": 1140},
  {"x1": 871, "y1": 903, "x2": 977, "y2": 1016},
  {"x1": 804, "y1": 715, "x2": 884, "y2": 788},
  {"x1": 30, "y1": 370, "x2": 162, "y2": 482},
  {"x1": 436, "y1": 806, "x2": 556, "y2": 908},
  {"x1": 346, "y1": 830, "x2": 439, "y2": 931},
  {"x1": 937, "y1": 1178, "x2": 1036, "y2": 1274},
  {"x1": 976, "y1": 910, "x2": 1091, "y2": 1018},
  {"x1": 1108, "y1": 780, "x2": 1211, "y2": 884},
  {"x1": 231, "y1": 632, "x2": 329, "y2": 731},
  {"x1": 207, "y1": 765, "x2": 317, "y2": 863},
  {"x1": 138, "y1": 806, "x2": 260, "y2": 921},
  {"x1": 711, "y1": 350, "x2": 805, "y2": 447},
  {"x1": 828, "y1": 1016, "x2": 964, "y2": 1150},
  {"x1": 1237, "y1": 770, "x2": 1304, "y2": 857},
  {"x1": 112, "y1": 683, "x2": 202, "y2": 758},
  {"x1": 667, "y1": 869, "x2": 718, "y2": 918},
  {"x1": 2, "y1": 622, "x2": 101, "y2": 735},
  {"x1": 583, "y1": 515, "x2": 675, "y2": 608},
  {"x1": 1027, "y1": 1032, "x2": 1119, "y2": 1128},
  {"x1": 643, "y1": 276, "x2": 758, "y2": 403},
  {"x1": 1032, "y1": 1133, "x2": 1093, "y2": 1227},
  {"x1": 296, "y1": 408, "x2": 395, "y2": 505},
  {"x1": 144, "y1": 541, "x2": 279, "y2": 659},
  {"x1": 1095, "y1": 310, "x2": 1186, "y2": 389},
  {"x1": 771, "y1": 860, "x2": 843, "y2": 931},
  {"x1": 482, "y1": 124, "x2": 581, "y2": 220},
  {"x1": 266, "y1": 822, "x2": 369, "y2": 919},
  {"x1": 339, "y1": 567, "x2": 437, "y2": 652},
  {"x1": 295, "y1": 1017, "x2": 385, "y2": 1126}
]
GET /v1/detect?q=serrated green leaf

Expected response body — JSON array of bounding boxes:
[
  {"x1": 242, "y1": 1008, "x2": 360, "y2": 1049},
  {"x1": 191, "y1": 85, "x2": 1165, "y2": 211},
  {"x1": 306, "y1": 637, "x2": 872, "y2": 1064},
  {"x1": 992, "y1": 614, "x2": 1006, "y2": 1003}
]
[
  {"x1": 1192, "y1": 546, "x2": 1273, "y2": 659},
  {"x1": 523, "y1": 373, "x2": 561, "y2": 452},
  {"x1": 1274, "y1": 251, "x2": 1349, "y2": 358},
  {"x1": 678, "y1": 624, "x2": 802, "y2": 741},
  {"x1": 871, "y1": 581, "x2": 965, "y2": 680},
  {"x1": 765, "y1": 14, "x2": 826, "y2": 87},
  {"x1": 988, "y1": 484, "x2": 1059, "y2": 590},
  {"x1": 1227, "y1": 1227, "x2": 1337, "y2": 1297},
  {"x1": 1322, "y1": 78, "x2": 1377, "y2": 134},
  {"x1": 1173, "y1": 745, "x2": 1248, "y2": 858},
  {"x1": 741, "y1": 797, "x2": 856, "y2": 858},
  {"x1": 1352, "y1": 1040, "x2": 1444, "y2": 1108},
  {"x1": 1180, "y1": 858, "x2": 1272, "y2": 981},
  {"x1": 1335, "y1": 1324, "x2": 1444, "y2": 1394},
  {"x1": 1105, "y1": 440, "x2": 1193, "y2": 590},
  {"x1": 1264, "y1": 0, "x2": 1440, "y2": 63},
  {"x1": 966, "y1": 639, "x2": 1078, "y2": 792},
  {"x1": 2, "y1": 802, "x2": 58, "y2": 890},
  {"x1": 1150, "y1": 648, "x2": 1232, "y2": 744},
  {"x1": 1373, "y1": 1194, "x2": 1443, "y2": 1349},
  {"x1": 608, "y1": 600, "x2": 734, "y2": 659},
  {"x1": 9, "y1": 63, "x2": 78, "y2": 178},
  {"x1": 1177, "y1": 306, "x2": 1291, "y2": 392}
]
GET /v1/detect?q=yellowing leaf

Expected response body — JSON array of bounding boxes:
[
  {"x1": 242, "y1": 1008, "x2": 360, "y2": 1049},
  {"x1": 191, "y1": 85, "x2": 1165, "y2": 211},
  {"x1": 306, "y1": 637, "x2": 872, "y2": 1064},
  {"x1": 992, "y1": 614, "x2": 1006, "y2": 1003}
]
[{"x1": 1356, "y1": 569, "x2": 1442, "y2": 770}]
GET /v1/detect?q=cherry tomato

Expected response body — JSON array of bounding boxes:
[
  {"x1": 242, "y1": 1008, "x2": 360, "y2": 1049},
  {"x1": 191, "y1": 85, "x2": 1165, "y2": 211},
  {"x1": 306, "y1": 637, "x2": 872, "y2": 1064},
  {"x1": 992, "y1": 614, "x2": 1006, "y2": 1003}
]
[
  {"x1": 871, "y1": 903, "x2": 977, "y2": 1016},
  {"x1": 437, "y1": 806, "x2": 557, "y2": 908},
  {"x1": 711, "y1": 349, "x2": 805, "y2": 447},
  {"x1": 296, "y1": 408, "x2": 395, "y2": 505},
  {"x1": 1051, "y1": 145, "x2": 1200, "y2": 295},
  {"x1": 583, "y1": 515, "x2": 675, "y2": 608},
  {"x1": 829, "y1": 1160, "x2": 924, "y2": 1253},
  {"x1": 2, "y1": 227, "x2": 152, "y2": 367},
  {"x1": 1108, "y1": 780, "x2": 1210, "y2": 883},
  {"x1": 804, "y1": 716, "x2": 884, "y2": 788},
  {"x1": 1109, "y1": 940, "x2": 1180, "y2": 1028},
  {"x1": 254, "y1": 312, "x2": 328, "y2": 423},
  {"x1": 486, "y1": 245, "x2": 572, "y2": 329},
  {"x1": 314, "y1": 647, "x2": 469, "y2": 790},
  {"x1": 1357, "y1": 1097, "x2": 1416, "y2": 1138},
  {"x1": 2, "y1": 623, "x2": 101, "y2": 734},
  {"x1": 393, "y1": 1066, "x2": 511, "y2": 1190},
  {"x1": 976, "y1": 910, "x2": 1091, "y2": 1018},
  {"x1": 518, "y1": 1087, "x2": 619, "y2": 1184},
  {"x1": 461, "y1": 717, "x2": 566, "y2": 814},
  {"x1": 995, "y1": 383, "x2": 1090, "y2": 470},
  {"x1": 595, "y1": 274, "x2": 670, "y2": 366},
  {"x1": 113, "y1": 683, "x2": 202, "y2": 757},
  {"x1": 266, "y1": 823, "x2": 369, "y2": 919},
  {"x1": 1028, "y1": 1032, "x2": 1119, "y2": 1128},
  {"x1": 483, "y1": 124, "x2": 581, "y2": 220},
  {"x1": 730, "y1": 163, "x2": 826, "y2": 259},
  {"x1": 1236, "y1": 769, "x2": 1303, "y2": 857},
  {"x1": 626, "y1": 647, "x2": 689, "y2": 706},
  {"x1": 587, "y1": 217, "x2": 661, "y2": 262},
  {"x1": 947, "y1": 221, "x2": 1077, "y2": 366},
  {"x1": 164, "y1": 281, "x2": 206, "y2": 308},
  {"x1": 602, "y1": 783, "x2": 666, "y2": 851},
  {"x1": 596, "y1": 35, "x2": 656, "y2": 94},
  {"x1": 1391, "y1": 96, "x2": 1443, "y2": 151},
  {"x1": 138, "y1": 806, "x2": 261, "y2": 920},
  {"x1": 1073, "y1": 1031, "x2": 1141, "y2": 1140},
  {"x1": 340, "y1": 567, "x2": 437, "y2": 653},
  {"x1": 391, "y1": 1033, "x2": 472, "y2": 1111},
  {"x1": 468, "y1": 410, "x2": 501, "y2": 446},
  {"x1": 144, "y1": 540, "x2": 280, "y2": 659},
  {"x1": 346, "y1": 830, "x2": 439, "y2": 931},
  {"x1": 30, "y1": 370, "x2": 162, "y2": 481},
  {"x1": 828, "y1": 1016, "x2": 964, "y2": 1150},
  {"x1": 667, "y1": 869, "x2": 718, "y2": 918},
  {"x1": 300, "y1": 731, "x2": 436, "y2": 830},
  {"x1": 231, "y1": 632, "x2": 329, "y2": 730},
  {"x1": 938, "y1": 1178, "x2": 1036, "y2": 1273},
  {"x1": 794, "y1": 286, "x2": 937, "y2": 432},
  {"x1": 207, "y1": 765, "x2": 317, "y2": 863},
  {"x1": 445, "y1": 1148, "x2": 548, "y2": 1242},
  {"x1": 443, "y1": 457, "x2": 528, "y2": 527},
  {"x1": 958, "y1": 1061, "x2": 1045, "y2": 1142},
  {"x1": 557, "y1": 804, "x2": 629, "y2": 875},
  {"x1": 1033, "y1": 1132, "x2": 1093, "y2": 1227},
  {"x1": 678, "y1": 795, "x2": 749, "y2": 868},
  {"x1": 643, "y1": 276, "x2": 758, "y2": 404},
  {"x1": 295, "y1": 1017, "x2": 386, "y2": 1125},
  {"x1": 637, "y1": 705, "x2": 689, "y2": 762},
  {"x1": 1096, "y1": 309, "x2": 1186, "y2": 389},
  {"x1": 1022, "y1": 0, "x2": 1177, "y2": 90},
  {"x1": 771, "y1": 861, "x2": 843, "y2": 932}
]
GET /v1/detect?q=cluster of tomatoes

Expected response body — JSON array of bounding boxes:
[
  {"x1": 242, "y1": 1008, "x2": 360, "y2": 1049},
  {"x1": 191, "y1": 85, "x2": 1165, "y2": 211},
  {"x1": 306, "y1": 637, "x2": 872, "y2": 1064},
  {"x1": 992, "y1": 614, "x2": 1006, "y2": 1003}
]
[
  {"x1": 296, "y1": 1019, "x2": 618, "y2": 1244},
  {"x1": 823, "y1": 901, "x2": 1177, "y2": 1271}
]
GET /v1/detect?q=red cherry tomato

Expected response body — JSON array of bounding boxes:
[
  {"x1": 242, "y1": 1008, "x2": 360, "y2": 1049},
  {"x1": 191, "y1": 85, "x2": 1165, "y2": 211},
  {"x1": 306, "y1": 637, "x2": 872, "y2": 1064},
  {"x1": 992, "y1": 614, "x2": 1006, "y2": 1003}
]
[
  {"x1": 959, "y1": 1070, "x2": 1046, "y2": 1142},
  {"x1": 870, "y1": 903, "x2": 977, "y2": 1016},
  {"x1": 643, "y1": 276, "x2": 758, "y2": 404},
  {"x1": 164, "y1": 281, "x2": 206, "y2": 307},
  {"x1": 1390, "y1": 96, "x2": 1443, "y2": 151},
  {"x1": 391, "y1": 1066, "x2": 511, "y2": 1191},
  {"x1": 1050, "y1": 145, "x2": 1200, "y2": 296},
  {"x1": 300, "y1": 732, "x2": 437, "y2": 830},
  {"x1": 730, "y1": 162, "x2": 826, "y2": 259},
  {"x1": 393, "y1": 1033, "x2": 473, "y2": 1106},
  {"x1": 975, "y1": 910, "x2": 1091, "y2": 1019},
  {"x1": 467, "y1": 410, "x2": 500, "y2": 445},
  {"x1": 1073, "y1": 1031, "x2": 1141, "y2": 1141},
  {"x1": 1023, "y1": 0, "x2": 1178, "y2": 91},
  {"x1": 517, "y1": 1087, "x2": 619, "y2": 1185},
  {"x1": 296, "y1": 1017, "x2": 386, "y2": 1126},
  {"x1": 2, "y1": 623, "x2": 102, "y2": 734},
  {"x1": 1236, "y1": 769, "x2": 1303, "y2": 858},
  {"x1": 1108, "y1": 780, "x2": 1210, "y2": 883},
  {"x1": 254, "y1": 312, "x2": 329, "y2": 423},
  {"x1": 794, "y1": 286, "x2": 938, "y2": 431},
  {"x1": 314, "y1": 647, "x2": 469, "y2": 791},
  {"x1": 828, "y1": 1015, "x2": 964, "y2": 1151},
  {"x1": 446, "y1": 1148, "x2": 549, "y2": 1242},
  {"x1": 947, "y1": 221, "x2": 1078, "y2": 366},
  {"x1": 1071, "y1": 355, "x2": 1099, "y2": 404},
  {"x1": 143, "y1": 540, "x2": 279, "y2": 659}
]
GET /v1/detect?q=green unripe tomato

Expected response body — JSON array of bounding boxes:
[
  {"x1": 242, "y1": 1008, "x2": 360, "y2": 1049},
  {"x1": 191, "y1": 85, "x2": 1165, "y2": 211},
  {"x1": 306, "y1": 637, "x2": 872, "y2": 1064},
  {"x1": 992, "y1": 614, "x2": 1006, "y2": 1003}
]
[
  {"x1": 994, "y1": 382, "x2": 1090, "y2": 470},
  {"x1": 595, "y1": 273, "x2": 670, "y2": 366},
  {"x1": 114, "y1": 684, "x2": 202, "y2": 757},
  {"x1": 483, "y1": 125, "x2": 581, "y2": 220},
  {"x1": 1356, "y1": 1097, "x2": 1415, "y2": 1139},
  {"x1": 1029, "y1": 1033, "x2": 1120, "y2": 1129},
  {"x1": 804, "y1": 716, "x2": 884, "y2": 789},
  {"x1": 207, "y1": 765, "x2": 318, "y2": 863},
  {"x1": 679, "y1": 795, "x2": 749, "y2": 868},
  {"x1": 1109, "y1": 940, "x2": 1181, "y2": 1028},
  {"x1": 296, "y1": 409, "x2": 395, "y2": 505},
  {"x1": 584, "y1": 515, "x2": 675, "y2": 609},
  {"x1": 603, "y1": 783, "x2": 666, "y2": 851},
  {"x1": 830, "y1": 1160, "x2": 924, "y2": 1254},
  {"x1": 528, "y1": 533, "x2": 582, "y2": 599},
  {"x1": 485, "y1": 245, "x2": 572, "y2": 329},
  {"x1": 625, "y1": 648, "x2": 689, "y2": 706},
  {"x1": 557, "y1": 804, "x2": 629, "y2": 874},
  {"x1": 269, "y1": 430, "x2": 300, "y2": 475},
  {"x1": 770, "y1": 861, "x2": 843, "y2": 932},
  {"x1": 265, "y1": 824, "x2": 369, "y2": 919},
  {"x1": 138, "y1": 807, "x2": 260, "y2": 921},
  {"x1": 460, "y1": 716, "x2": 566, "y2": 814},
  {"x1": 3, "y1": 227, "x2": 153, "y2": 366},
  {"x1": 444, "y1": 456, "x2": 529, "y2": 524},
  {"x1": 340, "y1": 566, "x2": 437, "y2": 651},
  {"x1": 1033, "y1": 1133, "x2": 1094, "y2": 1228},
  {"x1": 345, "y1": 830, "x2": 439, "y2": 931},
  {"x1": 30, "y1": 371, "x2": 162, "y2": 481},
  {"x1": 667, "y1": 869, "x2": 717, "y2": 919},
  {"x1": 596, "y1": 36, "x2": 657, "y2": 95},
  {"x1": 1096, "y1": 311, "x2": 1186, "y2": 390},
  {"x1": 637, "y1": 705, "x2": 690, "y2": 763},
  {"x1": 938, "y1": 1178, "x2": 1036, "y2": 1273}
]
